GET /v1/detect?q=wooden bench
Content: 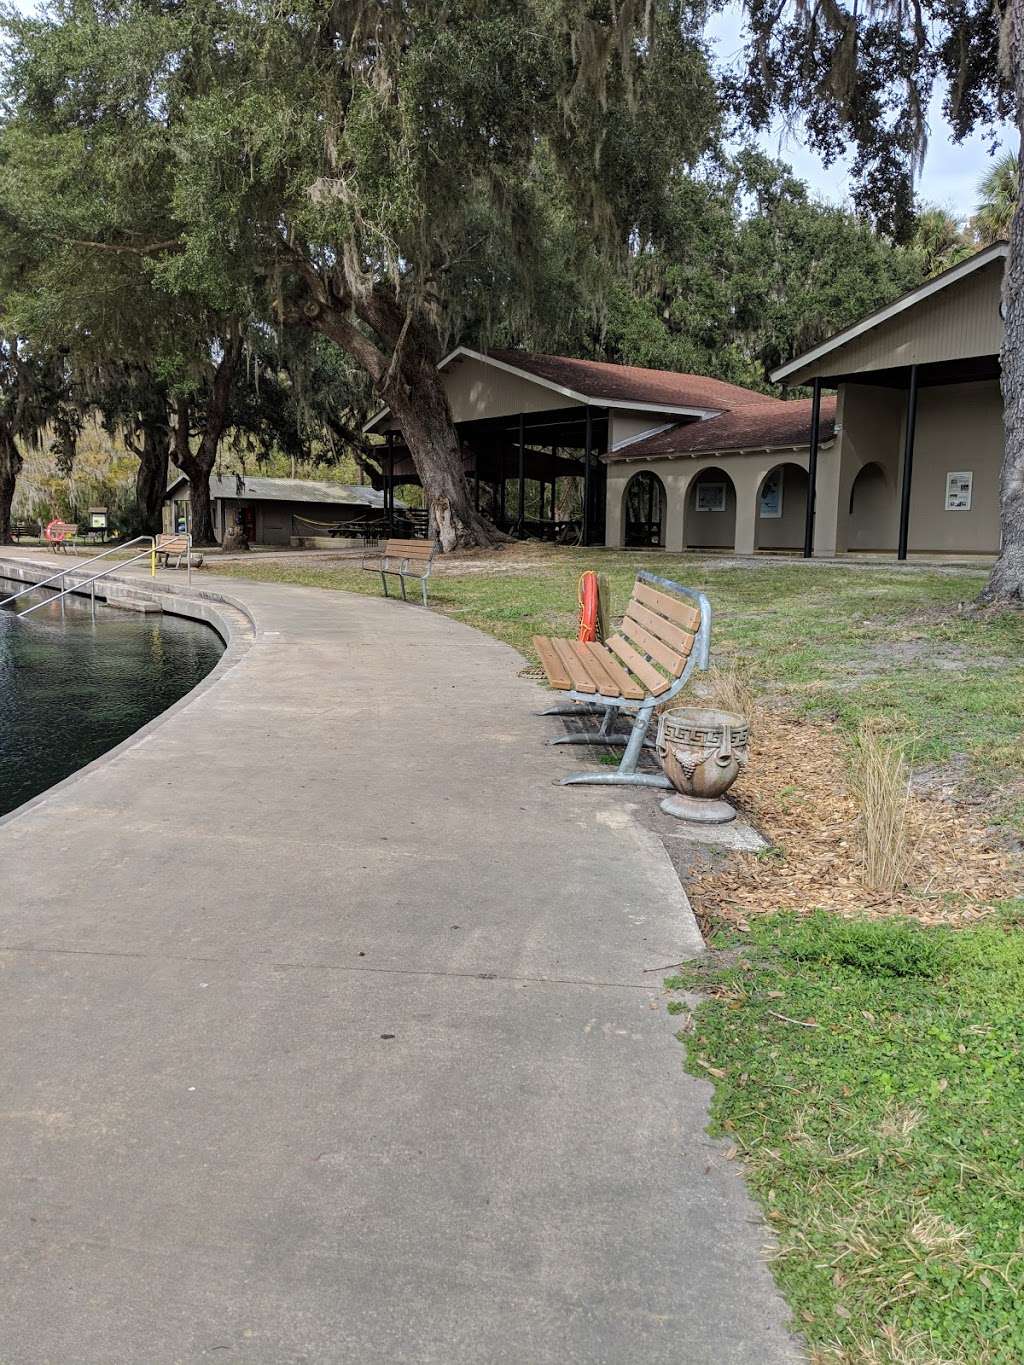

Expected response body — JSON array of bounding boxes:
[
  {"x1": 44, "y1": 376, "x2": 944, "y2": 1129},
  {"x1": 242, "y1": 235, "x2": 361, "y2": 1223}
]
[
  {"x1": 532, "y1": 570, "x2": 711, "y2": 787},
  {"x1": 361, "y1": 537, "x2": 437, "y2": 606},
  {"x1": 155, "y1": 533, "x2": 203, "y2": 569},
  {"x1": 46, "y1": 521, "x2": 79, "y2": 553},
  {"x1": 10, "y1": 522, "x2": 37, "y2": 542}
]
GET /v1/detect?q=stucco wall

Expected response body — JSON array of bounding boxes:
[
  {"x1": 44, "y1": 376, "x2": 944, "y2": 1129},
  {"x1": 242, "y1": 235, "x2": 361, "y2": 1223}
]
[
  {"x1": 442, "y1": 356, "x2": 583, "y2": 424},
  {"x1": 787, "y1": 258, "x2": 1004, "y2": 384},
  {"x1": 754, "y1": 463, "x2": 808, "y2": 550},
  {"x1": 605, "y1": 449, "x2": 831, "y2": 554},
  {"x1": 835, "y1": 383, "x2": 904, "y2": 552},
  {"x1": 608, "y1": 412, "x2": 679, "y2": 452},
  {"x1": 834, "y1": 378, "x2": 1002, "y2": 554},
  {"x1": 906, "y1": 380, "x2": 1002, "y2": 553}
]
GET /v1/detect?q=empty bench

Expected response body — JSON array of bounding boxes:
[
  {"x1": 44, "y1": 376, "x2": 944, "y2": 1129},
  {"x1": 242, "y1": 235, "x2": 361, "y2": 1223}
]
[
  {"x1": 155, "y1": 534, "x2": 203, "y2": 569},
  {"x1": 361, "y1": 537, "x2": 437, "y2": 607},
  {"x1": 532, "y1": 571, "x2": 710, "y2": 787}
]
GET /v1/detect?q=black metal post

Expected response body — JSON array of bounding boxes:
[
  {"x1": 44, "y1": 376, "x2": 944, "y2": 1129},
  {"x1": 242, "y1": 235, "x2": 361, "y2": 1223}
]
[
  {"x1": 803, "y1": 378, "x2": 822, "y2": 558},
  {"x1": 385, "y1": 432, "x2": 395, "y2": 528},
  {"x1": 517, "y1": 413, "x2": 526, "y2": 537},
  {"x1": 583, "y1": 409, "x2": 593, "y2": 546},
  {"x1": 498, "y1": 447, "x2": 506, "y2": 526},
  {"x1": 897, "y1": 365, "x2": 919, "y2": 561},
  {"x1": 474, "y1": 458, "x2": 480, "y2": 512}
]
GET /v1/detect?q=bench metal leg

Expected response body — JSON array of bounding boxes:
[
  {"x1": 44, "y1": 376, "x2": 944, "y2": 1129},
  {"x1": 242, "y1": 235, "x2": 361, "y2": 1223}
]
[
  {"x1": 399, "y1": 574, "x2": 408, "y2": 602},
  {"x1": 558, "y1": 701, "x2": 672, "y2": 788},
  {"x1": 421, "y1": 579, "x2": 428, "y2": 608},
  {"x1": 536, "y1": 701, "x2": 606, "y2": 718},
  {"x1": 380, "y1": 570, "x2": 389, "y2": 598},
  {"x1": 549, "y1": 704, "x2": 649, "y2": 749}
]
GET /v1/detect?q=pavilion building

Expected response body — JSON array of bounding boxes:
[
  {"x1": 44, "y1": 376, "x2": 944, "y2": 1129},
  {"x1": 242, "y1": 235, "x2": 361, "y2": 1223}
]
[{"x1": 365, "y1": 240, "x2": 1007, "y2": 558}]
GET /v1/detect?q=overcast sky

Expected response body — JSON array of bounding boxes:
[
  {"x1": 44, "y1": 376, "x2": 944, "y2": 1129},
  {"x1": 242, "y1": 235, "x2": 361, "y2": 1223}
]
[{"x1": 708, "y1": 3, "x2": 1019, "y2": 219}]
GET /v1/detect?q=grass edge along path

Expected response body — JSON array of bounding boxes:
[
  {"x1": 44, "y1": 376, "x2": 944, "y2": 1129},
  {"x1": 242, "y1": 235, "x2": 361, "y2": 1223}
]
[{"x1": 670, "y1": 913, "x2": 1024, "y2": 1365}]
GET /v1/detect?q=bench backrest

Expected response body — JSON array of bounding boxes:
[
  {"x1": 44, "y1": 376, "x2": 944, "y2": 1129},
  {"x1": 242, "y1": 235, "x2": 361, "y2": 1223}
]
[
  {"x1": 48, "y1": 521, "x2": 78, "y2": 541},
  {"x1": 383, "y1": 538, "x2": 436, "y2": 563},
  {"x1": 156, "y1": 534, "x2": 190, "y2": 552},
  {"x1": 605, "y1": 573, "x2": 710, "y2": 700}
]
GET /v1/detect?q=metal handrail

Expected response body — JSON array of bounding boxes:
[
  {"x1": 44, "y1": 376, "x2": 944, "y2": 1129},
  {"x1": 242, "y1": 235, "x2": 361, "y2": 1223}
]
[
  {"x1": 0, "y1": 536, "x2": 156, "y2": 609},
  {"x1": 16, "y1": 545, "x2": 159, "y2": 619}
]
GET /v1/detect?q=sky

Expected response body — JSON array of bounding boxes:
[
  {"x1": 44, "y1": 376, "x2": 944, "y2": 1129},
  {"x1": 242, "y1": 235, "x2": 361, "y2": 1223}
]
[{"x1": 708, "y1": 3, "x2": 1019, "y2": 220}]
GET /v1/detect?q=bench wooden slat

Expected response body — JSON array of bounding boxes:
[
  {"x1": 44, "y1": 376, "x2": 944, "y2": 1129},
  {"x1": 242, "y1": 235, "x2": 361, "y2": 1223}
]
[
  {"x1": 533, "y1": 635, "x2": 572, "y2": 690},
  {"x1": 384, "y1": 539, "x2": 433, "y2": 559},
  {"x1": 606, "y1": 634, "x2": 672, "y2": 697},
  {"x1": 549, "y1": 636, "x2": 597, "y2": 694},
  {"x1": 632, "y1": 580, "x2": 701, "y2": 633},
  {"x1": 624, "y1": 598, "x2": 697, "y2": 657},
  {"x1": 566, "y1": 640, "x2": 622, "y2": 698},
  {"x1": 620, "y1": 611, "x2": 692, "y2": 677},
  {"x1": 582, "y1": 642, "x2": 646, "y2": 700}
]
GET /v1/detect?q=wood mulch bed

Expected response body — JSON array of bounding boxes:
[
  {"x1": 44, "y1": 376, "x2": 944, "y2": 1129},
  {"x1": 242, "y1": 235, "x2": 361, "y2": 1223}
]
[{"x1": 689, "y1": 710, "x2": 1020, "y2": 930}]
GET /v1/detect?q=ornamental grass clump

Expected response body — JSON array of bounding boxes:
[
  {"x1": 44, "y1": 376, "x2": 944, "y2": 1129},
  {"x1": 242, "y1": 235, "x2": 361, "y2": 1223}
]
[{"x1": 850, "y1": 723, "x2": 915, "y2": 897}]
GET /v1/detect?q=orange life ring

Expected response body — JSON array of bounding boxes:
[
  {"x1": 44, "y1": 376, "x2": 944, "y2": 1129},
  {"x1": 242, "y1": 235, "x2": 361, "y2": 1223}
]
[
  {"x1": 577, "y1": 570, "x2": 600, "y2": 643},
  {"x1": 44, "y1": 518, "x2": 67, "y2": 543}
]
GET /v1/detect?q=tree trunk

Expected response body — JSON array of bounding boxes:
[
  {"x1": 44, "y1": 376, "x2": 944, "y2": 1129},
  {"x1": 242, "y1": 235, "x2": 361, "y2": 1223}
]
[
  {"x1": 169, "y1": 334, "x2": 243, "y2": 548},
  {"x1": 981, "y1": 3, "x2": 1024, "y2": 602},
  {"x1": 0, "y1": 423, "x2": 22, "y2": 545},
  {"x1": 135, "y1": 421, "x2": 170, "y2": 536},
  {"x1": 379, "y1": 343, "x2": 503, "y2": 552},
  {"x1": 299, "y1": 282, "x2": 503, "y2": 551}
]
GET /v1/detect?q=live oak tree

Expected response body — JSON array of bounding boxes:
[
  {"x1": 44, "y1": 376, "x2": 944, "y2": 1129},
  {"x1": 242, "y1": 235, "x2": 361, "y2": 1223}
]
[
  {"x1": 0, "y1": 212, "x2": 78, "y2": 543},
  {"x1": 594, "y1": 151, "x2": 930, "y2": 388},
  {"x1": 0, "y1": 4, "x2": 263, "y2": 545},
  {"x1": 129, "y1": 0, "x2": 718, "y2": 549},
  {"x1": 723, "y1": 0, "x2": 1024, "y2": 600}
]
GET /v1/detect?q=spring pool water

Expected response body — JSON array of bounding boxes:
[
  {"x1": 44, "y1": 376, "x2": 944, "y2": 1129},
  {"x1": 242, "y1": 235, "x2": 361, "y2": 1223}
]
[{"x1": 0, "y1": 576, "x2": 225, "y2": 818}]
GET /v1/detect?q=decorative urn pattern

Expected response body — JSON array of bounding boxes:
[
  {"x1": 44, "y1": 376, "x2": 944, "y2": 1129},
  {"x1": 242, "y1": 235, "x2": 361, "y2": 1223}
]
[{"x1": 655, "y1": 707, "x2": 749, "y2": 823}]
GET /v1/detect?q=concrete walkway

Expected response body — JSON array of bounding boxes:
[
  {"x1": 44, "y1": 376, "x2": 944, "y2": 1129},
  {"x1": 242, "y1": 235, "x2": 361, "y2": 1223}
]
[{"x1": 0, "y1": 555, "x2": 799, "y2": 1364}]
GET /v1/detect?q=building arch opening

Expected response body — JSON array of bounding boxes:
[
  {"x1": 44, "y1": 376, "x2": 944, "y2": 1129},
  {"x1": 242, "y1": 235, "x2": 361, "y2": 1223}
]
[
  {"x1": 754, "y1": 462, "x2": 808, "y2": 552},
  {"x1": 685, "y1": 469, "x2": 737, "y2": 550},
  {"x1": 623, "y1": 470, "x2": 666, "y2": 547},
  {"x1": 847, "y1": 462, "x2": 895, "y2": 551}
]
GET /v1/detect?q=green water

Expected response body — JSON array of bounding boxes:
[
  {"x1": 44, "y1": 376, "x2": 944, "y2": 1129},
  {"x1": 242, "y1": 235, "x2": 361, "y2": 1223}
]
[{"x1": 0, "y1": 577, "x2": 224, "y2": 817}]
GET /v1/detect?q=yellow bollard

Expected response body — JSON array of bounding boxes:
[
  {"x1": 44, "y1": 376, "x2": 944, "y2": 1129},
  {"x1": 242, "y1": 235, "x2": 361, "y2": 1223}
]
[{"x1": 151, "y1": 546, "x2": 156, "y2": 577}]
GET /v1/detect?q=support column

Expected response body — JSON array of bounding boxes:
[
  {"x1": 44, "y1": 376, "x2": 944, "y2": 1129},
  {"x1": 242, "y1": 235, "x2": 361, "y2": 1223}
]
[
  {"x1": 385, "y1": 431, "x2": 395, "y2": 527},
  {"x1": 474, "y1": 457, "x2": 480, "y2": 512},
  {"x1": 517, "y1": 413, "x2": 526, "y2": 537},
  {"x1": 897, "y1": 365, "x2": 919, "y2": 561},
  {"x1": 498, "y1": 447, "x2": 506, "y2": 526},
  {"x1": 803, "y1": 378, "x2": 822, "y2": 558},
  {"x1": 583, "y1": 409, "x2": 593, "y2": 546}
]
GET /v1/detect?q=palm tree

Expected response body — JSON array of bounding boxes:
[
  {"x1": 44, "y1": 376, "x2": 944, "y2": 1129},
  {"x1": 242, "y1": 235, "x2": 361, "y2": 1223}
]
[{"x1": 973, "y1": 153, "x2": 1020, "y2": 245}]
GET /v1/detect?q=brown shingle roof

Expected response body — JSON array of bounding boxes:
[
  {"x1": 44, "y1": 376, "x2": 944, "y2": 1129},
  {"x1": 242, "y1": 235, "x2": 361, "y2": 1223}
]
[
  {"x1": 608, "y1": 396, "x2": 837, "y2": 461},
  {"x1": 485, "y1": 349, "x2": 776, "y2": 413}
]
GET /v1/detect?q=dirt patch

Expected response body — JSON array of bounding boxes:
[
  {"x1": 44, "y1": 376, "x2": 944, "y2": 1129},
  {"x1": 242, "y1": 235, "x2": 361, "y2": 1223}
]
[{"x1": 687, "y1": 712, "x2": 1021, "y2": 930}]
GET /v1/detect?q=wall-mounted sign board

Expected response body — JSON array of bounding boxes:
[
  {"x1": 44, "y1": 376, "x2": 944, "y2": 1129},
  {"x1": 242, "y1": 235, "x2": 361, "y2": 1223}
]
[
  {"x1": 945, "y1": 472, "x2": 972, "y2": 512},
  {"x1": 695, "y1": 482, "x2": 727, "y2": 513}
]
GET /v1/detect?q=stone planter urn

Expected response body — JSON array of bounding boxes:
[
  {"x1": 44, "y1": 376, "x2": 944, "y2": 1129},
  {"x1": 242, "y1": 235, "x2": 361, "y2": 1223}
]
[{"x1": 655, "y1": 707, "x2": 749, "y2": 824}]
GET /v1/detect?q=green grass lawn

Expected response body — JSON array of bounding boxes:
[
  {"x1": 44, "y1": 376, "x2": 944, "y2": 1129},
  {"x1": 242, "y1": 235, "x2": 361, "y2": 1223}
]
[
  {"x1": 671, "y1": 913, "x2": 1024, "y2": 1364},
  {"x1": 216, "y1": 546, "x2": 1024, "y2": 1362}
]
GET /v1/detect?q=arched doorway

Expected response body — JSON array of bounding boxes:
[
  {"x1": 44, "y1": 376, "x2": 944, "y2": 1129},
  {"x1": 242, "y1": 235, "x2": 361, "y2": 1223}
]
[
  {"x1": 685, "y1": 469, "x2": 736, "y2": 550},
  {"x1": 623, "y1": 471, "x2": 666, "y2": 547},
  {"x1": 754, "y1": 462, "x2": 808, "y2": 552},
  {"x1": 847, "y1": 463, "x2": 895, "y2": 551}
]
